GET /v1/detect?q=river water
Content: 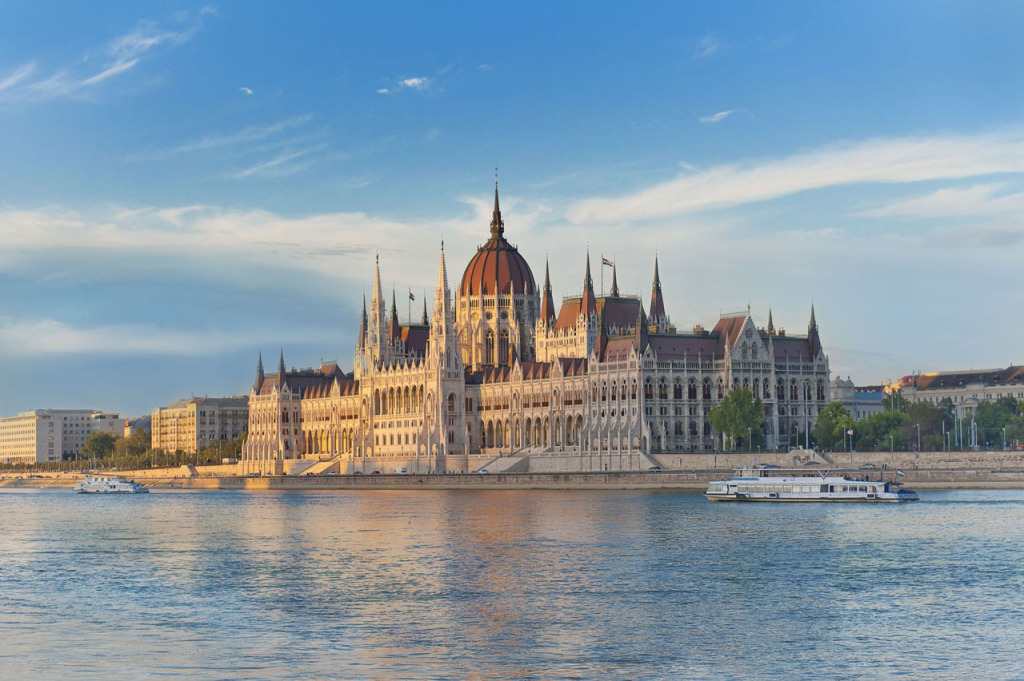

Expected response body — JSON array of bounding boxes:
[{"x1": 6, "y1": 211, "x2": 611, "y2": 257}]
[{"x1": 1, "y1": 488, "x2": 1022, "y2": 680}]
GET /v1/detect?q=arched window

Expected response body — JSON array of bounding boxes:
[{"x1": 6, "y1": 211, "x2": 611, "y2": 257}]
[
  {"x1": 674, "y1": 380, "x2": 683, "y2": 400},
  {"x1": 688, "y1": 379, "x2": 697, "y2": 400},
  {"x1": 485, "y1": 330, "x2": 494, "y2": 365},
  {"x1": 499, "y1": 330, "x2": 510, "y2": 365},
  {"x1": 658, "y1": 379, "x2": 668, "y2": 400},
  {"x1": 703, "y1": 379, "x2": 712, "y2": 400},
  {"x1": 644, "y1": 380, "x2": 653, "y2": 400},
  {"x1": 717, "y1": 379, "x2": 724, "y2": 400},
  {"x1": 447, "y1": 393, "x2": 455, "y2": 412},
  {"x1": 791, "y1": 381, "x2": 799, "y2": 401}
]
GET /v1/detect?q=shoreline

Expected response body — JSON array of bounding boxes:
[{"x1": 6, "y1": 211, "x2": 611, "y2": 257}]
[{"x1": 5, "y1": 467, "x2": 1024, "y2": 491}]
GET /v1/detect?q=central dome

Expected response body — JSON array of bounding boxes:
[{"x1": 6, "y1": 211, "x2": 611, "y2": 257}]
[{"x1": 459, "y1": 184, "x2": 536, "y2": 297}]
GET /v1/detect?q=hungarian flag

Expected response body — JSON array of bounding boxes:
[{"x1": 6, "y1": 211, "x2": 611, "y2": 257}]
[
  {"x1": 896, "y1": 469, "x2": 905, "y2": 477},
  {"x1": 602, "y1": 257, "x2": 613, "y2": 267},
  {"x1": 408, "y1": 290, "x2": 415, "y2": 301}
]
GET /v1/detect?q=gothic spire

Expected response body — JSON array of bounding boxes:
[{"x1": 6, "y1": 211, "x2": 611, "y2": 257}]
[
  {"x1": 581, "y1": 251, "x2": 597, "y2": 316},
  {"x1": 540, "y1": 258, "x2": 556, "y2": 324},
  {"x1": 421, "y1": 298, "x2": 429, "y2": 325},
  {"x1": 389, "y1": 288, "x2": 401, "y2": 340},
  {"x1": 610, "y1": 263, "x2": 619, "y2": 297},
  {"x1": 278, "y1": 348, "x2": 286, "y2": 375},
  {"x1": 767, "y1": 308, "x2": 775, "y2": 335},
  {"x1": 255, "y1": 352, "x2": 265, "y2": 391},
  {"x1": 489, "y1": 175, "x2": 504, "y2": 240},
  {"x1": 649, "y1": 254, "x2": 666, "y2": 326},
  {"x1": 808, "y1": 304, "x2": 821, "y2": 357},
  {"x1": 358, "y1": 295, "x2": 368, "y2": 348}
]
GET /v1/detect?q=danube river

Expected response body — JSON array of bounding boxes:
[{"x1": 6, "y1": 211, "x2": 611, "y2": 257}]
[{"x1": 1, "y1": 488, "x2": 1022, "y2": 680}]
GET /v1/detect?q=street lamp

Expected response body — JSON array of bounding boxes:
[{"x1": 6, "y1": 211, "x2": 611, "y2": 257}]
[
  {"x1": 748, "y1": 427, "x2": 752, "y2": 452},
  {"x1": 913, "y1": 423, "x2": 921, "y2": 453},
  {"x1": 1004, "y1": 427, "x2": 1008, "y2": 451}
]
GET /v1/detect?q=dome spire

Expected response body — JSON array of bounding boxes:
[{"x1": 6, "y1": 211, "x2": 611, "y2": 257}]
[
  {"x1": 489, "y1": 171, "x2": 504, "y2": 239},
  {"x1": 610, "y1": 263, "x2": 619, "y2": 297},
  {"x1": 541, "y1": 257, "x2": 556, "y2": 324}
]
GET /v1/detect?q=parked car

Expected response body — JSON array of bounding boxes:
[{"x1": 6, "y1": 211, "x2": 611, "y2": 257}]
[
  {"x1": 477, "y1": 469, "x2": 489, "y2": 474},
  {"x1": 859, "y1": 463, "x2": 877, "y2": 469}
]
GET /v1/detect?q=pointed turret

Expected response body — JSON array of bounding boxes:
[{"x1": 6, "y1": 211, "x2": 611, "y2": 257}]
[
  {"x1": 489, "y1": 178, "x2": 504, "y2": 239},
  {"x1": 278, "y1": 348, "x2": 286, "y2": 374},
  {"x1": 358, "y1": 296, "x2": 368, "y2": 349},
  {"x1": 389, "y1": 288, "x2": 401, "y2": 341},
  {"x1": 637, "y1": 301, "x2": 649, "y2": 351},
  {"x1": 255, "y1": 352, "x2": 265, "y2": 392},
  {"x1": 767, "y1": 308, "x2": 775, "y2": 336},
  {"x1": 421, "y1": 299, "x2": 429, "y2": 325},
  {"x1": 581, "y1": 251, "x2": 597, "y2": 317},
  {"x1": 540, "y1": 258, "x2": 556, "y2": 324},
  {"x1": 808, "y1": 304, "x2": 822, "y2": 357},
  {"x1": 609, "y1": 263, "x2": 619, "y2": 297},
  {"x1": 649, "y1": 255, "x2": 666, "y2": 328}
]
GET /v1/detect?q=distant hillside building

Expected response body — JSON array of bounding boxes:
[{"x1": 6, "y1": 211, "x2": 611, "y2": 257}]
[
  {"x1": 241, "y1": 181, "x2": 830, "y2": 475},
  {"x1": 0, "y1": 409, "x2": 121, "y2": 465},
  {"x1": 151, "y1": 397, "x2": 248, "y2": 454},
  {"x1": 899, "y1": 366, "x2": 1024, "y2": 419},
  {"x1": 830, "y1": 378, "x2": 886, "y2": 421}
]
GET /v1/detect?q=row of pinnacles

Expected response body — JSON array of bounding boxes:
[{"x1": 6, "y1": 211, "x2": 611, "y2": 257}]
[{"x1": 242, "y1": 180, "x2": 830, "y2": 475}]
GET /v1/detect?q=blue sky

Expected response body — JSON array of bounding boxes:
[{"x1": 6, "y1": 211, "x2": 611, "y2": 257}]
[{"x1": 1, "y1": 1, "x2": 1023, "y2": 418}]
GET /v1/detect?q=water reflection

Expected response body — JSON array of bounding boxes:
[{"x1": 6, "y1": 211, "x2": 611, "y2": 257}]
[{"x1": 1, "y1": 489, "x2": 1024, "y2": 679}]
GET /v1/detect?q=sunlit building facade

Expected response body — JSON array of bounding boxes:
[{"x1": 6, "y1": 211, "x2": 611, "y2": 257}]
[{"x1": 242, "y1": 184, "x2": 830, "y2": 474}]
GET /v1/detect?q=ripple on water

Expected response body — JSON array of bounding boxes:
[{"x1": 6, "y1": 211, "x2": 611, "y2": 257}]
[{"x1": 1, "y1": 488, "x2": 1023, "y2": 680}]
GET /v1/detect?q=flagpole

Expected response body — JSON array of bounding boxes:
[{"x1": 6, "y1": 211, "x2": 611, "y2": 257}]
[{"x1": 600, "y1": 254, "x2": 604, "y2": 295}]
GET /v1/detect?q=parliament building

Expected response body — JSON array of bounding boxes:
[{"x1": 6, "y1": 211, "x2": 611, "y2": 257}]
[{"x1": 242, "y1": 184, "x2": 830, "y2": 474}]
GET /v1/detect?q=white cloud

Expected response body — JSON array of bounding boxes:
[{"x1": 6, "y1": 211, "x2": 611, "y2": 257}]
[
  {"x1": 239, "y1": 86, "x2": 253, "y2": 95},
  {"x1": 0, "y1": 62, "x2": 36, "y2": 91},
  {"x1": 130, "y1": 114, "x2": 315, "y2": 159},
  {"x1": 225, "y1": 144, "x2": 327, "y2": 179},
  {"x1": 0, "y1": 16, "x2": 206, "y2": 101},
  {"x1": 859, "y1": 183, "x2": 1024, "y2": 219},
  {"x1": 699, "y1": 109, "x2": 735, "y2": 124},
  {"x1": 694, "y1": 34, "x2": 720, "y2": 59},
  {"x1": 566, "y1": 128, "x2": 1024, "y2": 224},
  {"x1": 377, "y1": 75, "x2": 431, "y2": 94},
  {"x1": 0, "y1": 318, "x2": 330, "y2": 357}
]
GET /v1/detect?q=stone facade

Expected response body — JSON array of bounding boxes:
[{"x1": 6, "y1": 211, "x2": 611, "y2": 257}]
[
  {"x1": 241, "y1": 183, "x2": 830, "y2": 474},
  {"x1": 898, "y1": 366, "x2": 1024, "y2": 420},
  {"x1": 151, "y1": 397, "x2": 248, "y2": 454},
  {"x1": 0, "y1": 409, "x2": 121, "y2": 464}
]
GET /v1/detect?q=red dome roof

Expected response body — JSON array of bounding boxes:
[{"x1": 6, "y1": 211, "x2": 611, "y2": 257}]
[{"x1": 458, "y1": 184, "x2": 536, "y2": 297}]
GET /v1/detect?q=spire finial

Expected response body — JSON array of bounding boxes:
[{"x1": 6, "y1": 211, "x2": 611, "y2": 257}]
[{"x1": 489, "y1": 173, "x2": 504, "y2": 239}]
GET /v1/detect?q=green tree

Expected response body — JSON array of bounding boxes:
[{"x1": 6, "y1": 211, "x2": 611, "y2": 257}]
[
  {"x1": 81, "y1": 432, "x2": 116, "y2": 465},
  {"x1": 708, "y1": 387, "x2": 764, "y2": 451},
  {"x1": 812, "y1": 402, "x2": 854, "y2": 451},
  {"x1": 853, "y1": 409, "x2": 906, "y2": 451}
]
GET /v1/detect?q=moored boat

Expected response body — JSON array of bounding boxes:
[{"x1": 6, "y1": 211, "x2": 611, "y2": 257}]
[
  {"x1": 706, "y1": 466, "x2": 918, "y2": 502},
  {"x1": 73, "y1": 475, "x2": 150, "y2": 494}
]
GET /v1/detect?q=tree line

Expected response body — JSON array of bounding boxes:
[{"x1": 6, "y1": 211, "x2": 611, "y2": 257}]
[{"x1": 706, "y1": 387, "x2": 1024, "y2": 453}]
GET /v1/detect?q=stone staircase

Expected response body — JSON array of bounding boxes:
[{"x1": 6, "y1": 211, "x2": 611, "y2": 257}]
[
  {"x1": 476, "y1": 455, "x2": 530, "y2": 473},
  {"x1": 299, "y1": 456, "x2": 343, "y2": 476}
]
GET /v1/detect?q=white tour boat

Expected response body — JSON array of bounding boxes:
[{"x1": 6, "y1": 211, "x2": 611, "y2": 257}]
[
  {"x1": 706, "y1": 467, "x2": 918, "y2": 503},
  {"x1": 73, "y1": 475, "x2": 150, "y2": 494}
]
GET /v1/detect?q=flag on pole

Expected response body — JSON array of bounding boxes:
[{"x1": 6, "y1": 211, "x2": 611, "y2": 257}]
[
  {"x1": 896, "y1": 469, "x2": 905, "y2": 477},
  {"x1": 601, "y1": 257, "x2": 614, "y2": 267},
  {"x1": 408, "y1": 289, "x2": 415, "y2": 301}
]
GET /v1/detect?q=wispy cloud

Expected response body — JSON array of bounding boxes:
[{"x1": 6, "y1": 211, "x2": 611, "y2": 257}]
[
  {"x1": 131, "y1": 114, "x2": 315, "y2": 159},
  {"x1": 699, "y1": 109, "x2": 736, "y2": 124},
  {"x1": 225, "y1": 144, "x2": 328, "y2": 179},
  {"x1": 377, "y1": 75, "x2": 432, "y2": 94},
  {"x1": 0, "y1": 318, "x2": 331, "y2": 357},
  {"x1": 859, "y1": 183, "x2": 1024, "y2": 220},
  {"x1": 567, "y1": 128, "x2": 1024, "y2": 224},
  {"x1": 1, "y1": 15, "x2": 207, "y2": 101},
  {"x1": 0, "y1": 63, "x2": 36, "y2": 91},
  {"x1": 239, "y1": 86, "x2": 253, "y2": 95},
  {"x1": 694, "y1": 34, "x2": 720, "y2": 59}
]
